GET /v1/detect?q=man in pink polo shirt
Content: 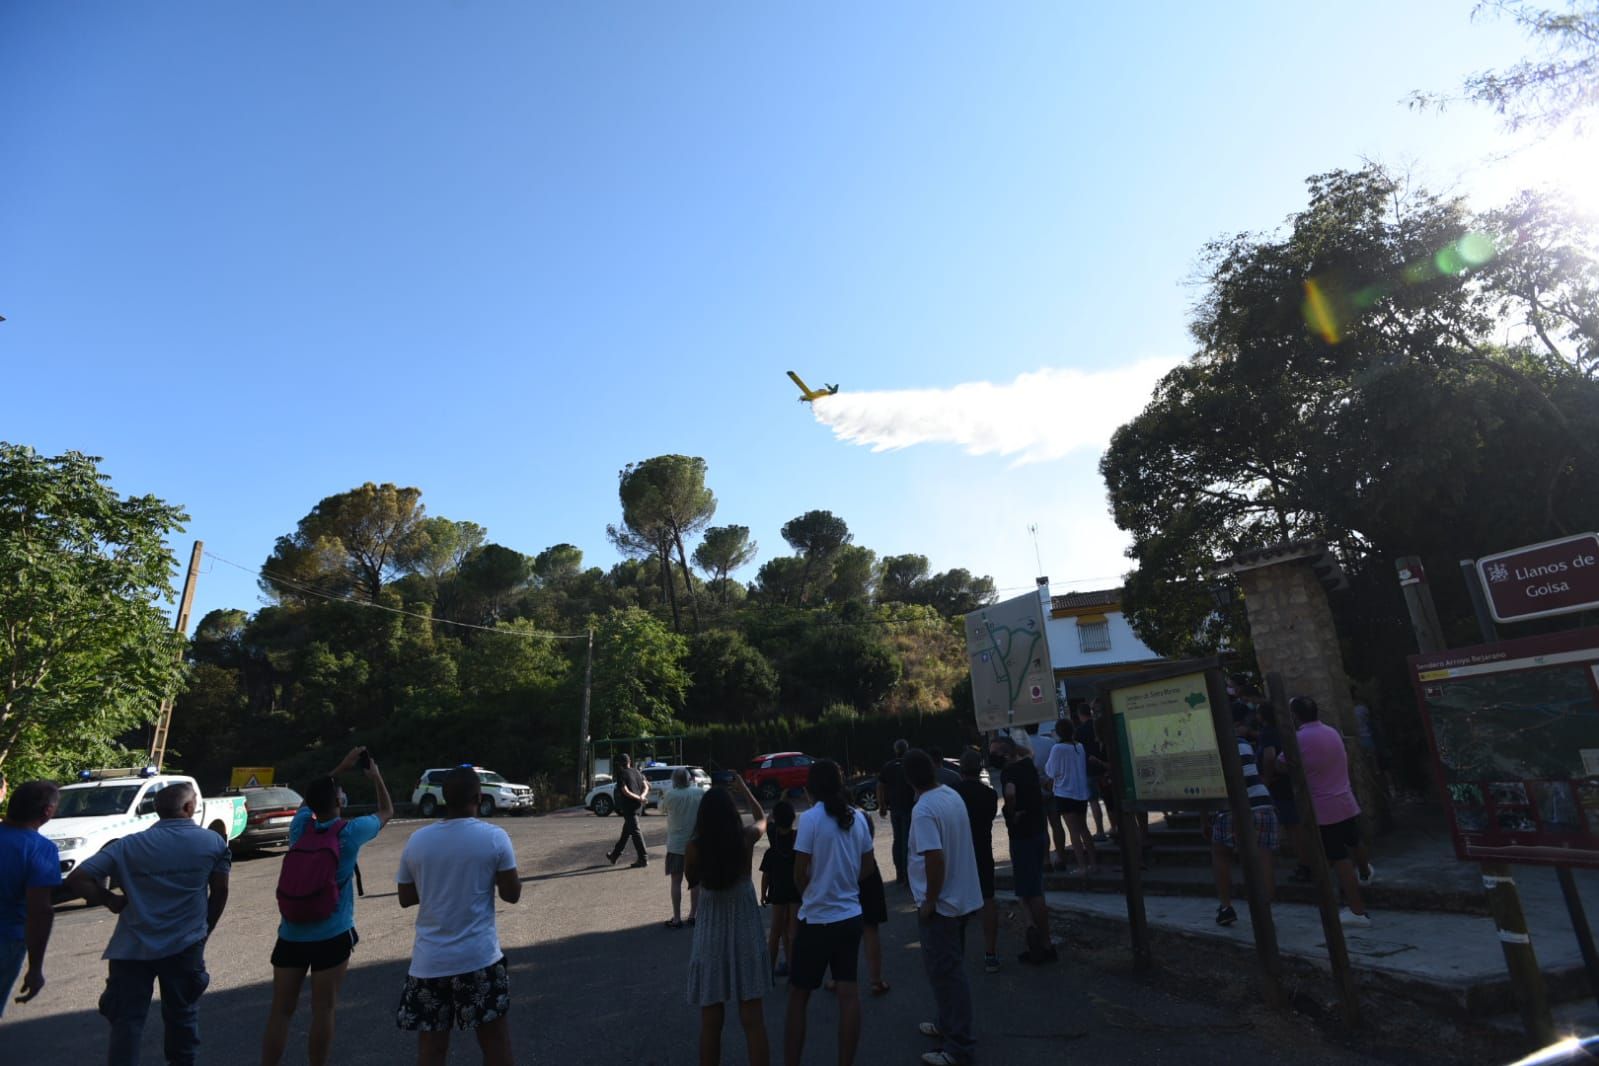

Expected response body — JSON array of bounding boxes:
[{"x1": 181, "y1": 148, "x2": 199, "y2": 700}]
[{"x1": 1284, "y1": 696, "x2": 1373, "y2": 926}]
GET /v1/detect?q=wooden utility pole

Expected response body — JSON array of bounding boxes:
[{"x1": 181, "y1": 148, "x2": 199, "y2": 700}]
[
  {"x1": 1396, "y1": 557, "x2": 1553, "y2": 1044},
  {"x1": 149, "y1": 540, "x2": 203, "y2": 771},
  {"x1": 577, "y1": 627, "x2": 594, "y2": 800}
]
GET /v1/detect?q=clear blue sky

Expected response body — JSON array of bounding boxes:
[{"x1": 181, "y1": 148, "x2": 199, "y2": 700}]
[{"x1": 0, "y1": 2, "x2": 1552, "y2": 629}]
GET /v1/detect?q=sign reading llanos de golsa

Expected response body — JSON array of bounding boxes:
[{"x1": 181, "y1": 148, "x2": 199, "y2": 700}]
[{"x1": 1478, "y1": 533, "x2": 1599, "y2": 624}]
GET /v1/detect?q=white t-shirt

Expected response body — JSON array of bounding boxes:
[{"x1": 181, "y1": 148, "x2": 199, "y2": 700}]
[
  {"x1": 396, "y1": 818, "x2": 517, "y2": 978},
  {"x1": 908, "y1": 785, "x2": 983, "y2": 918},
  {"x1": 794, "y1": 804, "x2": 873, "y2": 924},
  {"x1": 1045, "y1": 742, "x2": 1090, "y2": 801}
]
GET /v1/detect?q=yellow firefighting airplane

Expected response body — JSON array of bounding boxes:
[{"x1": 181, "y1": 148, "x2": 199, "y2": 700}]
[{"x1": 786, "y1": 371, "x2": 839, "y2": 403}]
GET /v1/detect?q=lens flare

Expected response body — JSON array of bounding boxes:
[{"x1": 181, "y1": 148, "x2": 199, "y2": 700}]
[{"x1": 1303, "y1": 278, "x2": 1340, "y2": 344}]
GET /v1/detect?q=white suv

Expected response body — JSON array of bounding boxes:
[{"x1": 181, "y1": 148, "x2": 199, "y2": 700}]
[
  {"x1": 412, "y1": 767, "x2": 534, "y2": 818},
  {"x1": 585, "y1": 764, "x2": 708, "y2": 817}
]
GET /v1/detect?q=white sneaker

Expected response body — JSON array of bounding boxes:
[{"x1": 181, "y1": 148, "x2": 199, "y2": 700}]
[
  {"x1": 1358, "y1": 864, "x2": 1377, "y2": 886},
  {"x1": 1340, "y1": 907, "x2": 1372, "y2": 928}
]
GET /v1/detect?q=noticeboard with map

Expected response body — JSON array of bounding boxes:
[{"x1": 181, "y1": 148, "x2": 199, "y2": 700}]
[
  {"x1": 1410, "y1": 626, "x2": 1599, "y2": 867},
  {"x1": 965, "y1": 592, "x2": 1056, "y2": 730},
  {"x1": 1108, "y1": 669, "x2": 1228, "y2": 808}
]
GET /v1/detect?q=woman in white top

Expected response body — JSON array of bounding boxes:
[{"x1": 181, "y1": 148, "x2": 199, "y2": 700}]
[{"x1": 1044, "y1": 738, "x2": 1103, "y2": 877}]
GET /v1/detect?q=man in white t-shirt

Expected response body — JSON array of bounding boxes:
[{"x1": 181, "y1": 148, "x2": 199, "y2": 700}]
[
  {"x1": 904, "y1": 749, "x2": 981, "y2": 1066},
  {"x1": 785, "y1": 758, "x2": 877, "y2": 1066},
  {"x1": 395, "y1": 767, "x2": 521, "y2": 1066}
]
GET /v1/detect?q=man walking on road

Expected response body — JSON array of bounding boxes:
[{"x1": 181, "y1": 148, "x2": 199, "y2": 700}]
[
  {"x1": 261, "y1": 746, "x2": 395, "y2": 1066},
  {"x1": 875, "y1": 739, "x2": 912, "y2": 886},
  {"x1": 607, "y1": 754, "x2": 649, "y2": 869},
  {"x1": 904, "y1": 749, "x2": 982, "y2": 1066},
  {"x1": 396, "y1": 766, "x2": 522, "y2": 1066},
  {"x1": 1, "y1": 780, "x2": 61, "y2": 1015},
  {"x1": 66, "y1": 781, "x2": 231, "y2": 1066}
]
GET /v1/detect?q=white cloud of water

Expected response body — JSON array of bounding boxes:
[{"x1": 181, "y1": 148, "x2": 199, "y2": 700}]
[{"x1": 809, "y1": 358, "x2": 1181, "y2": 465}]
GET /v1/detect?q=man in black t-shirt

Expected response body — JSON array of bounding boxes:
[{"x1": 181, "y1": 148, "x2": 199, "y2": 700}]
[
  {"x1": 993, "y1": 736, "x2": 1057, "y2": 964},
  {"x1": 956, "y1": 749, "x2": 1001, "y2": 973},
  {"x1": 875, "y1": 739, "x2": 913, "y2": 885},
  {"x1": 605, "y1": 754, "x2": 649, "y2": 868}
]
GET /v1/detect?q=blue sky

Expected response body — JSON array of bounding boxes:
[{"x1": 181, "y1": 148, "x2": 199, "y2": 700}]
[{"x1": 0, "y1": 2, "x2": 1570, "y2": 628}]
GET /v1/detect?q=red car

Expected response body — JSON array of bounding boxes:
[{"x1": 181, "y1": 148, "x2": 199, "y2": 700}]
[{"x1": 742, "y1": 752, "x2": 815, "y2": 801}]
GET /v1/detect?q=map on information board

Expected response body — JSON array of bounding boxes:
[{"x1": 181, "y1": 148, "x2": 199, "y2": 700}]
[
  {"x1": 965, "y1": 592, "x2": 1056, "y2": 730},
  {"x1": 1109, "y1": 671, "x2": 1227, "y2": 807}
]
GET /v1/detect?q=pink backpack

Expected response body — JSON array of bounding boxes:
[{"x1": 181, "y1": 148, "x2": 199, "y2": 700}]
[{"x1": 276, "y1": 818, "x2": 346, "y2": 924}]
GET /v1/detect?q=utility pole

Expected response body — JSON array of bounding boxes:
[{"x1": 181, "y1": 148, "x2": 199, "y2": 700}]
[
  {"x1": 149, "y1": 540, "x2": 203, "y2": 771},
  {"x1": 577, "y1": 627, "x2": 594, "y2": 800}
]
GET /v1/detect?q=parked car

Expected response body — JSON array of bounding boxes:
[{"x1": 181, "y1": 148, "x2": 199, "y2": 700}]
[
  {"x1": 411, "y1": 767, "x2": 534, "y2": 818},
  {"x1": 741, "y1": 752, "x2": 815, "y2": 802},
  {"x1": 230, "y1": 786, "x2": 304, "y2": 853},
  {"x1": 849, "y1": 759, "x2": 989, "y2": 813},
  {"x1": 42, "y1": 768, "x2": 247, "y2": 879},
  {"x1": 585, "y1": 764, "x2": 709, "y2": 816}
]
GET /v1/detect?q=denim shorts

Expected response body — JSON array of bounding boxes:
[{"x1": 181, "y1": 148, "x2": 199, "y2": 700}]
[{"x1": 1010, "y1": 833, "x2": 1048, "y2": 898}]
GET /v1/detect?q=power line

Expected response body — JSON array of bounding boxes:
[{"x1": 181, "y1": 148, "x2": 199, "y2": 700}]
[{"x1": 203, "y1": 552, "x2": 589, "y2": 641}]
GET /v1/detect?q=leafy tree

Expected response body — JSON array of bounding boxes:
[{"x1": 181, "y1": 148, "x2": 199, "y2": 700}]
[
  {"x1": 789, "y1": 626, "x2": 902, "y2": 712},
  {"x1": 751, "y1": 556, "x2": 808, "y2": 606},
  {"x1": 458, "y1": 620, "x2": 569, "y2": 698},
  {"x1": 610, "y1": 457, "x2": 718, "y2": 631},
  {"x1": 0, "y1": 445, "x2": 188, "y2": 780},
  {"x1": 914, "y1": 568, "x2": 998, "y2": 616},
  {"x1": 446, "y1": 544, "x2": 531, "y2": 625},
  {"x1": 589, "y1": 607, "x2": 690, "y2": 738},
  {"x1": 876, "y1": 554, "x2": 931, "y2": 603},
  {"x1": 825, "y1": 545, "x2": 878, "y2": 604},
  {"x1": 1412, "y1": 1, "x2": 1599, "y2": 131},
  {"x1": 683, "y1": 629, "x2": 780, "y2": 722},
  {"x1": 533, "y1": 543, "x2": 585, "y2": 587},
  {"x1": 1100, "y1": 167, "x2": 1599, "y2": 656},
  {"x1": 693, "y1": 525, "x2": 759, "y2": 605},
  {"x1": 263, "y1": 483, "x2": 427, "y2": 602},
  {"x1": 406, "y1": 518, "x2": 486, "y2": 582},
  {"x1": 780, "y1": 510, "x2": 852, "y2": 604}
]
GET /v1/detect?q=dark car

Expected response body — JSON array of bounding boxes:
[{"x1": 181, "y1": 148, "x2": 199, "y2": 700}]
[
  {"x1": 850, "y1": 759, "x2": 985, "y2": 812},
  {"x1": 230, "y1": 786, "x2": 303, "y2": 853}
]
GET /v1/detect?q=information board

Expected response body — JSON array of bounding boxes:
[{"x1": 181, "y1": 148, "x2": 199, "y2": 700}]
[
  {"x1": 1410, "y1": 627, "x2": 1599, "y2": 867},
  {"x1": 965, "y1": 592, "x2": 1056, "y2": 730},
  {"x1": 1109, "y1": 670, "x2": 1227, "y2": 807}
]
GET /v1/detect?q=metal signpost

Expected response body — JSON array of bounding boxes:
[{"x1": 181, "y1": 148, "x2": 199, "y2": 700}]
[{"x1": 964, "y1": 591, "x2": 1057, "y2": 731}]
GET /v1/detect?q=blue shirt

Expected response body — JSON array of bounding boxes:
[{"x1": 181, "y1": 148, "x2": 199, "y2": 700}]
[
  {"x1": 0, "y1": 824, "x2": 61, "y2": 941},
  {"x1": 277, "y1": 809, "x2": 383, "y2": 942},
  {"x1": 75, "y1": 818, "x2": 231, "y2": 960}
]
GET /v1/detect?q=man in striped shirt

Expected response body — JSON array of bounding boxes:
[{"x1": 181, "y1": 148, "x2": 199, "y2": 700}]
[{"x1": 1210, "y1": 702, "x2": 1279, "y2": 927}]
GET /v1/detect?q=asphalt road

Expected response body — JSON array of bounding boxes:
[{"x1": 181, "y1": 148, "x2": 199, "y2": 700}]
[{"x1": 3, "y1": 805, "x2": 1377, "y2": 1064}]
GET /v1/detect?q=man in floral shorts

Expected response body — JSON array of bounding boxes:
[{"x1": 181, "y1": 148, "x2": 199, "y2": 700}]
[
  {"x1": 1210, "y1": 703, "x2": 1279, "y2": 927},
  {"x1": 396, "y1": 767, "x2": 522, "y2": 1065}
]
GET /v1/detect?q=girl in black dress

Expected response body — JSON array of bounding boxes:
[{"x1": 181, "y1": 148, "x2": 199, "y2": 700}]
[{"x1": 759, "y1": 800, "x2": 799, "y2": 977}]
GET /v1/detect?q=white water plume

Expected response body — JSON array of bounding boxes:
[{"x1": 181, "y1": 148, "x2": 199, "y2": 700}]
[{"x1": 810, "y1": 358, "x2": 1181, "y2": 465}]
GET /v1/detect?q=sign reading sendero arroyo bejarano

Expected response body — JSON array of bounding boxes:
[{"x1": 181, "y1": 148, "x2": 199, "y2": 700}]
[{"x1": 1478, "y1": 533, "x2": 1599, "y2": 624}]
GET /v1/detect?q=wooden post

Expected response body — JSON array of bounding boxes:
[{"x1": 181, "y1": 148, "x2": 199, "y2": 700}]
[
  {"x1": 1556, "y1": 866, "x2": 1599, "y2": 1011},
  {"x1": 1397, "y1": 560, "x2": 1553, "y2": 1043},
  {"x1": 1267, "y1": 671, "x2": 1361, "y2": 1026},
  {"x1": 1208, "y1": 669, "x2": 1284, "y2": 1008},
  {"x1": 149, "y1": 540, "x2": 203, "y2": 771},
  {"x1": 577, "y1": 627, "x2": 594, "y2": 800},
  {"x1": 1098, "y1": 682, "x2": 1152, "y2": 971}
]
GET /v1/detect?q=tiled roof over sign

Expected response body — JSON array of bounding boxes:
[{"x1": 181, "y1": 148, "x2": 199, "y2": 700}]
[{"x1": 1050, "y1": 587, "x2": 1121, "y2": 612}]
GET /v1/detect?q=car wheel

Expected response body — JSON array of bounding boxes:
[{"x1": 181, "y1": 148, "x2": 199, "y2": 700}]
[
  {"x1": 856, "y1": 789, "x2": 879, "y2": 812},
  {"x1": 419, "y1": 795, "x2": 438, "y2": 818},
  {"x1": 592, "y1": 794, "x2": 614, "y2": 817},
  {"x1": 758, "y1": 781, "x2": 781, "y2": 803},
  {"x1": 479, "y1": 796, "x2": 496, "y2": 818}
]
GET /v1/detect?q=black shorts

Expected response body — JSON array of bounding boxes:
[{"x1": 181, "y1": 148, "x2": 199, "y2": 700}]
[
  {"x1": 975, "y1": 852, "x2": 995, "y2": 900},
  {"x1": 790, "y1": 916, "x2": 863, "y2": 990},
  {"x1": 270, "y1": 929, "x2": 358, "y2": 973},
  {"x1": 859, "y1": 869, "x2": 888, "y2": 926},
  {"x1": 1055, "y1": 797, "x2": 1087, "y2": 817},
  {"x1": 396, "y1": 957, "x2": 510, "y2": 1031},
  {"x1": 1319, "y1": 817, "x2": 1362, "y2": 862}
]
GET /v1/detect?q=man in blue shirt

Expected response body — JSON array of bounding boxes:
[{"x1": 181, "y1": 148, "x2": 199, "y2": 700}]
[
  {"x1": 260, "y1": 747, "x2": 393, "y2": 1066},
  {"x1": 66, "y1": 780, "x2": 232, "y2": 1066},
  {"x1": 1, "y1": 779, "x2": 61, "y2": 1016}
]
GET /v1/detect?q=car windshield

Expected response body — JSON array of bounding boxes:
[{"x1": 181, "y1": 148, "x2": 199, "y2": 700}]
[
  {"x1": 244, "y1": 788, "x2": 302, "y2": 810},
  {"x1": 54, "y1": 785, "x2": 142, "y2": 818},
  {"x1": 479, "y1": 772, "x2": 506, "y2": 785}
]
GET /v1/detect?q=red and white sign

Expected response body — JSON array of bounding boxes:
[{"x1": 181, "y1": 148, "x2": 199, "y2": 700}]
[{"x1": 1478, "y1": 533, "x2": 1599, "y2": 623}]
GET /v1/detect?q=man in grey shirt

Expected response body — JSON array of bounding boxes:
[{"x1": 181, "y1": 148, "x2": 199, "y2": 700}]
[{"x1": 66, "y1": 780, "x2": 231, "y2": 1066}]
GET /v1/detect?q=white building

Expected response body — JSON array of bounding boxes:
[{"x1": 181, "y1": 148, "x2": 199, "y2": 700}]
[{"x1": 1038, "y1": 583, "x2": 1165, "y2": 705}]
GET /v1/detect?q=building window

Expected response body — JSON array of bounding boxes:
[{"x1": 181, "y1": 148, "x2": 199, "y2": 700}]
[{"x1": 1077, "y1": 620, "x2": 1111, "y2": 653}]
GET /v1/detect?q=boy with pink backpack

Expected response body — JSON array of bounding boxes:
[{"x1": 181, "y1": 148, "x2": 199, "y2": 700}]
[{"x1": 260, "y1": 747, "x2": 394, "y2": 1066}]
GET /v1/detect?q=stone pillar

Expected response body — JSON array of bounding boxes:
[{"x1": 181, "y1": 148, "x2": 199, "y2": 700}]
[{"x1": 1224, "y1": 543, "x2": 1380, "y2": 834}]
